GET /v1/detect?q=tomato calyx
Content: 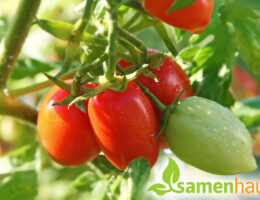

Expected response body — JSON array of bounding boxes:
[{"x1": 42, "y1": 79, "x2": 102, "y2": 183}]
[
  {"x1": 157, "y1": 86, "x2": 190, "y2": 139},
  {"x1": 136, "y1": 79, "x2": 191, "y2": 140}
]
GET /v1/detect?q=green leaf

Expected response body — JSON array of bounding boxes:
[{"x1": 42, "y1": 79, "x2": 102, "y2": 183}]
[
  {"x1": 148, "y1": 183, "x2": 169, "y2": 196},
  {"x1": 181, "y1": 14, "x2": 236, "y2": 107},
  {"x1": 0, "y1": 170, "x2": 38, "y2": 200},
  {"x1": 11, "y1": 58, "x2": 54, "y2": 80},
  {"x1": 72, "y1": 171, "x2": 99, "y2": 191},
  {"x1": 168, "y1": 0, "x2": 196, "y2": 12},
  {"x1": 162, "y1": 157, "x2": 180, "y2": 185},
  {"x1": 9, "y1": 144, "x2": 37, "y2": 167},
  {"x1": 91, "y1": 155, "x2": 122, "y2": 174},
  {"x1": 219, "y1": 0, "x2": 260, "y2": 74},
  {"x1": 119, "y1": 157, "x2": 151, "y2": 200},
  {"x1": 232, "y1": 97, "x2": 260, "y2": 132}
]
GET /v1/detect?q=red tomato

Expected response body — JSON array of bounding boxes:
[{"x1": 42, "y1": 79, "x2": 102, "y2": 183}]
[
  {"x1": 119, "y1": 49, "x2": 194, "y2": 148},
  {"x1": 88, "y1": 81, "x2": 159, "y2": 170},
  {"x1": 37, "y1": 83, "x2": 100, "y2": 166},
  {"x1": 143, "y1": 0, "x2": 214, "y2": 33}
]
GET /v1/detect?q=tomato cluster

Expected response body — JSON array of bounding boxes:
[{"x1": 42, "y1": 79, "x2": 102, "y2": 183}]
[{"x1": 37, "y1": 50, "x2": 193, "y2": 170}]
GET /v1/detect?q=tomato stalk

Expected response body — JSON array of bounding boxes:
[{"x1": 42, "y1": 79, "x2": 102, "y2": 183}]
[
  {"x1": 153, "y1": 22, "x2": 178, "y2": 56},
  {"x1": 134, "y1": 77, "x2": 190, "y2": 140},
  {"x1": 71, "y1": 54, "x2": 108, "y2": 97},
  {"x1": 0, "y1": 0, "x2": 41, "y2": 90},
  {"x1": 104, "y1": 0, "x2": 118, "y2": 82},
  {"x1": 0, "y1": 95, "x2": 38, "y2": 124},
  {"x1": 55, "y1": 0, "x2": 95, "y2": 78},
  {"x1": 9, "y1": 68, "x2": 77, "y2": 97},
  {"x1": 118, "y1": 39, "x2": 140, "y2": 65},
  {"x1": 72, "y1": 0, "x2": 94, "y2": 36},
  {"x1": 134, "y1": 80, "x2": 167, "y2": 112},
  {"x1": 116, "y1": 25, "x2": 148, "y2": 64}
]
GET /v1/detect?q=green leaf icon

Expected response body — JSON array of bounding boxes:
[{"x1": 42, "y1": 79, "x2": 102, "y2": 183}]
[
  {"x1": 148, "y1": 183, "x2": 169, "y2": 196},
  {"x1": 162, "y1": 158, "x2": 180, "y2": 185}
]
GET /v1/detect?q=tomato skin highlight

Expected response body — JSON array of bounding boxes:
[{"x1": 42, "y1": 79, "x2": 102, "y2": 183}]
[
  {"x1": 119, "y1": 49, "x2": 194, "y2": 148},
  {"x1": 37, "y1": 84, "x2": 100, "y2": 166},
  {"x1": 164, "y1": 96, "x2": 257, "y2": 175},
  {"x1": 88, "y1": 81, "x2": 159, "y2": 171},
  {"x1": 143, "y1": 0, "x2": 214, "y2": 33}
]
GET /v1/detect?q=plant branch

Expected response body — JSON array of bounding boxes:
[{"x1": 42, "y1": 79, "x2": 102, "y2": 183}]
[
  {"x1": 0, "y1": 0, "x2": 41, "y2": 90},
  {"x1": 104, "y1": 0, "x2": 117, "y2": 82},
  {"x1": 9, "y1": 68, "x2": 77, "y2": 97},
  {"x1": 0, "y1": 95, "x2": 38, "y2": 124}
]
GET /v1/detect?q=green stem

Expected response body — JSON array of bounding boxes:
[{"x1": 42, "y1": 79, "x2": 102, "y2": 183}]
[
  {"x1": 73, "y1": 0, "x2": 94, "y2": 37},
  {"x1": 118, "y1": 39, "x2": 139, "y2": 64},
  {"x1": 153, "y1": 22, "x2": 178, "y2": 56},
  {"x1": 71, "y1": 54, "x2": 108, "y2": 96},
  {"x1": 0, "y1": 0, "x2": 41, "y2": 90},
  {"x1": 135, "y1": 80, "x2": 166, "y2": 112},
  {"x1": 0, "y1": 95, "x2": 38, "y2": 124},
  {"x1": 105, "y1": 0, "x2": 117, "y2": 82},
  {"x1": 9, "y1": 68, "x2": 77, "y2": 97},
  {"x1": 116, "y1": 25, "x2": 148, "y2": 63}
]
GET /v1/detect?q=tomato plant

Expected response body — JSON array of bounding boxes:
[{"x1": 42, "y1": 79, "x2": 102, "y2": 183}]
[
  {"x1": 88, "y1": 81, "x2": 159, "y2": 170},
  {"x1": 37, "y1": 83, "x2": 100, "y2": 166},
  {"x1": 143, "y1": 0, "x2": 214, "y2": 33},
  {"x1": 0, "y1": 0, "x2": 259, "y2": 199}
]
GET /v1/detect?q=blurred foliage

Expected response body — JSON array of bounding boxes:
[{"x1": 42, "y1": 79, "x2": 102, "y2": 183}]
[{"x1": 233, "y1": 97, "x2": 260, "y2": 133}]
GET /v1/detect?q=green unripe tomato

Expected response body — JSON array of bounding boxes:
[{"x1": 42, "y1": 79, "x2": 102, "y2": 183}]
[{"x1": 164, "y1": 96, "x2": 257, "y2": 175}]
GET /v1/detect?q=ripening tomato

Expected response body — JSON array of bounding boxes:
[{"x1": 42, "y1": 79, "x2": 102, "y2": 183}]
[
  {"x1": 119, "y1": 49, "x2": 194, "y2": 148},
  {"x1": 164, "y1": 96, "x2": 257, "y2": 174},
  {"x1": 88, "y1": 81, "x2": 159, "y2": 171},
  {"x1": 37, "y1": 83, "x2": 100, "y2": 166},
  {"x1": 143, "y1": 0, "x2": 214, "y2": 33}
]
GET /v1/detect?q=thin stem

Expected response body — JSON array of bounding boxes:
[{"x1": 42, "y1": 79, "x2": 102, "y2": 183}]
[
  {"x1": 135, "y1": 80, "x2": 166, "y2": 112},
  {"x1": 0, "y1": 95, "x2": 38, "y2": 124},
  {"x1": 153, "y1": 22, "x2": 178, "y2": 56},
  {"x1": 116, "y1": 25, "x2": 148, "y2": 63},
  {"x1": 118, "y1": 39, "x2": 139, "y2": 64},
  {"x1": 73, "y1": 0, "x2": 94, "y2": 37},
  {"x1": 71, "y1": 54, "x2": 109, "y2": 96},
  {"x1": 0, "y1": 0, "x2": 41, "y2": 90},
  {"x1": 104, "y1": 0, "x2": 117, "y2": 82},
  {"x1": 9, "y1": 68, "x2": 77, "y2": 97}
]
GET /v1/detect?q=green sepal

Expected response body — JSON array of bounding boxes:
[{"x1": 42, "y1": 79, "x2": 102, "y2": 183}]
[
  {"x1": 148, "y1": 52, "x2": 166, "y2": 69},
  {"x1": 36, "y1": 19, "x2": 74, "y2": 40},
  {"x1": 167, "y1": 0, "x2": 196, "y2": 13},
  {"x1": 156, "y1": 86, "x2": 191, "y2": 140},
  {"x1": 75, "y1": 101, "x2": 87, "y2": 113},
  {"x1": 52, "y1": 95, "x2": 75, "y2": 106},
  {"x1": 43, "y1": 73, "x2": 71, "y2": 92}
]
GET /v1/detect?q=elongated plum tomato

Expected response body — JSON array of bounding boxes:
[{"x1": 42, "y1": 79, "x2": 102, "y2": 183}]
[
  {"x1": 88, "y1": 81, "x2": 159, "y2": 171},
  {"x1": 37, "y1": 83, "x2": 100, "y2": 166},
  {"x1": 119, "y1": 49, "x2": 194, "y2": 148},
  {"x1": 164, "y1": 96, "x2": 257, "y2": 174},
  {"x1": 143, "y1": 0, "x2": 214, "y2": 33}
]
